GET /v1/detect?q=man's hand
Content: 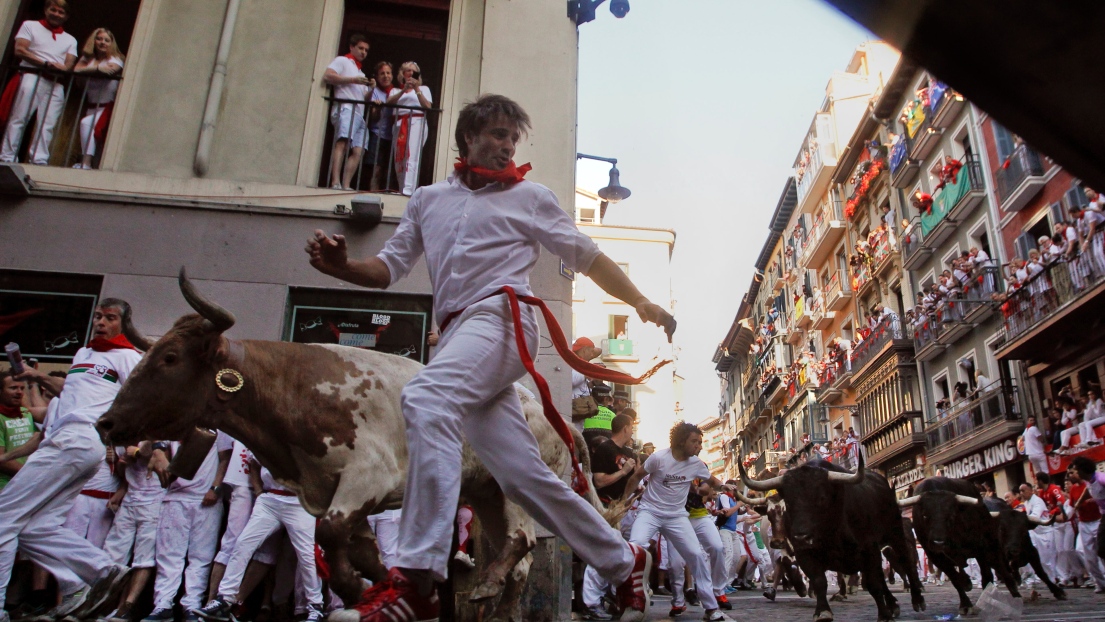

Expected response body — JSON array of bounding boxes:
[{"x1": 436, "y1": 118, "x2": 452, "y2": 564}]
[
  {"x1": 306, "y1": 230, "x2": 349, "y2": 277},
  {"x1": 202, "y1": 487, "x2": 219, "y2": 507},
  {"x1": 621, "y1": 458, "x2": 637, "y2": 475},
  {"x1": 107, "y1": 488, "x2": 126, "y2": 513},
  {"x1": 148, "y1": 448, "x2": 171, "y2": 487},
  {"x1": 635, "y1": 300, "x2": 677, "y2": 342}
]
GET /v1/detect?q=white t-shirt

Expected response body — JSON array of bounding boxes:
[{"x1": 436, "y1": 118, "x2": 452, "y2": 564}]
[
  {"x1": 259, "y1": 466, "x2": 298, "y2": 503},
  {"x1": 222, "y1": 438, "x2": 252, "y2": 488},
  {"x1": 1023, "y1": 425, "x2": 1045, "y2": 457},
  {"x1": 83, "y1": 457, "x2": 120, "y2": 493},
  {"x1": 83, "y1": 55, "x2": 124, "y2": 104},
  {"x1": 50, "y1": 346, "x2": 143, "y2": 434},
  {"x1": 119, "y1": 447, "x2": 166, "y2": 506},
  {"x1": 571, "y1": 370, "x2": 590, "y2": 399},
  {"x1": 15, "y1": 20, "x2": 77, "y2": 70},
  {"x1": 1079, "y1": 210, "x2": 1105, "y2": 237},
  {"x1": 164, "y1": 430, "x2": 231, "y2": 501},
  {"x1": 326, "y1": 55, "x2": 368, "y2": 112},
  {"x1": 638, "y1": 448, "x2": 710, "y2": 518},
  {"x1": 393, "y1": 86, "x2": 432, "y2": 117}
]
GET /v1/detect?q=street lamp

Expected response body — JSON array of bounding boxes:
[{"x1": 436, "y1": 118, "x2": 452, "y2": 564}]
[{"x1": 576, "y1": 153, "x2": 631, "y2": 203}]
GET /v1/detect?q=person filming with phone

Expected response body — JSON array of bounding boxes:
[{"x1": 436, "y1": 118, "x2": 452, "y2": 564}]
[{"x1": 387, "y1": 61, "x2": 432, "y2": 196}]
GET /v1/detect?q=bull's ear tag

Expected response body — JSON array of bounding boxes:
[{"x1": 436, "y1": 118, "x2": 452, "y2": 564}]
[{"x1": 216, "y1": 368, "x2": 245, "y2": 393}]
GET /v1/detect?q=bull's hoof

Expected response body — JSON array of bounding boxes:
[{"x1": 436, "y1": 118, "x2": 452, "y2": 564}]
[
  {"x1": 327, "y1": 609, "x2": 360, "y2": 622},
  {"x1": 892, "y1": 604, "x2": 901, "y2": 618},
  {"x1": 913, "y1": 596, "x2": 926, "y2": 612},
  {"x1": 1026, "y1": 590, "x2": 1040, "y2": 602},
  {"x1": 795, "y1": 585, "x2": 808, "y2": 598},
  {"x1": 814, "y1": 611, "x2": 834, "y2": 622},
  {"x1": 1054, "y1": 588, "x2": 1068, "y2": 601},
  {"x1": 469, "y1": 581, "x2": 504, "y2": 603},
  {"x1": 829, "y1": 593, "x2": 846, "y2": 602},
  {"x1": 958, "y1": 605, "x2": 979, "y2": 616}
]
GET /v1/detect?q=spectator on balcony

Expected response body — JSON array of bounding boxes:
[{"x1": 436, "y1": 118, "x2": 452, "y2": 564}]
[
  {"x1": 1057, "y1": 399, "x2": 1083, "y2": 454},
  {"x1": 1071, "y1": 204, "x2": 1105, "y2": 278},
  {"x1": 367, "y1": 61, "x2": 395, "y2": 191},
  {"x1": 1055, "y1": 220, "x2": 1080, "y2": 260},
  {"x1": 323, "y1": 33, "x2": 374, "y2": 190},
  {"x1": 0, "y1": 0, "x2": 78, "y2": 166},
  {"x1": 1079, "y1": 388, "x2": 1105, "y2": 449},
  {"x1": 388, "y1": 61, "x2": 432, "y2": 197},
  {"x1": 72, "y1": 28, "x2": 123, "y2": 170},
  {"x1": 1039, "y1": 236, "x2": 1063, "y2": 265},
  {"x1": 1023, "y1": 415, "x2": 1048, "y2": 477},
  {"x1": 1084, "y1": 186, "x2": 1104, "y2": 213},
  {"x1": 881, "y1": 205, "x2": 898, "y2": 251}
]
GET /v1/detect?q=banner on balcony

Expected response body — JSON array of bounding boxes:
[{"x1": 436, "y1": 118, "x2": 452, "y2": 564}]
[
  {"x1": 921, "y1": 164, "x2": 969, "y2": 236},
  {"x1": 905, "y1": 100, "x2": 926, "y2": 139},
  {"x1": 939, "y1": 437, "x2": 1020, "y2": 479}
]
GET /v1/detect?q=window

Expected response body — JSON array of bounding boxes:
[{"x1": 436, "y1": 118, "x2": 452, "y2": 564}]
[
  {"x1": 578, "y1": 207, "x2": 598, "y2": 223},
  {"x1": 993, "y1": 122, "x2": 1017, "y2": 163},
  {"x1": 317, "y1": 0, "x2": 449, "y2": 192},
  {"x1": 1063, "y1": 184, "x2": 1090, "y2": 211},
  {"x1": 0, "y1": 269, "x2": 103, "y2": 364},
  {"x1": 0, "y1": 0, "x2": 141, "y2": 169},
  {"x1": 285, "y1": 287, "x2": 433, "y2": 363},
  {"x1": 609, "y1": 315, "x2": 629, "y2": 340}
]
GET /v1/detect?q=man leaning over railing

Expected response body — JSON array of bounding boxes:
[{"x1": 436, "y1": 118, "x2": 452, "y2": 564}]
[{"x1": 0, "y1": 0, "x2": 77, "y2": 166}]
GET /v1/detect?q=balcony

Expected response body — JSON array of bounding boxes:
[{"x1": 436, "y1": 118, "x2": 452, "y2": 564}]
[
  {"x1": 852, "y1": 261, "x2": 875, "y2": 297},
  {"x1": 825, "y1": 272, "x2": 852, "y2": 312},
  {"x1": 793, "y1": 296, "x2": 812, "y2": 330},
  {"x1": 908, "y1": 112, "x2": 944, "y2": 162},
  {"x1": 817, "y1": 364, "x2": 843, "y2": 402},
  {"x1": 996, "y1": 144, "x2": 1046, "y2": 212},
  {"x1": 813, "y1": 309, "x2": 835, "y2": 331},
  {"x1": 794, "y1": 113, "x2": 838, "y2": 211},
  {"x1": 863, "y1": 411, "x2": 926, "y2": 469},
  {"x1": 869, "y1": 229, "x2": 897, "y2": 278},
  {"x1": 901, "y1": 217, "x2": 933, "y2": 271},
  {"x1": 889, "y1": 135, "x2": 920, "y2": 188},
  {"x1": 801, "y1": 199, "x2": 847, "y2": 268},
  {"x1": 929, "y1": 83, "x2": 967, "y2": 130},
  {"x1": 601, "y1": 338, "x2": 637, "y2": 362},
  {"x1": 925, "y1": 384, "x2": 1021, "y2": 461},
  {"x1": 997, "y1": 236, "x2": 1105, "y2": 360},
  {"x1": 945, "y1": 155, "x2": 988, "y2": 222},
  {"x1": 831, "y1": 357, "x2": 853, "y2": 391},
  {"x1": 850, "y1": 316, "x2": 904, "y2": 377}
]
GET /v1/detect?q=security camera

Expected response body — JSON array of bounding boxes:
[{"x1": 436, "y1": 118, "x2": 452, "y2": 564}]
[{"x1": 609, "y1": 0, "x2": 630, "y2": 18}]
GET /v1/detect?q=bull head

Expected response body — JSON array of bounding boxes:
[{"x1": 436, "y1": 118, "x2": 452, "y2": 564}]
[
  {"x1": 738, "y1": 460, "x2": 784, "y2": 492},
  {"x1": 898, "y1": 494, "x2": 978, "y2": 508}
]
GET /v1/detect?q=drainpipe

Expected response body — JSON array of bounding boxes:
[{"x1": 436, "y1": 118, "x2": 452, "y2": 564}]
[{"x1": 194, "y1": 0, "x2": 241, "y2": 177}]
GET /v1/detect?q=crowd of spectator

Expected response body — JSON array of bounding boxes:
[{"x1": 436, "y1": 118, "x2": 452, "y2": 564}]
[{"x1": 904, "y1": 246, "x2": 996, "y2": 341}]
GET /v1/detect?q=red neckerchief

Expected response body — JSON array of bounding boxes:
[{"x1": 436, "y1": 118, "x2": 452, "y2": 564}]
[
  {"x1": 0, "y1": 403, "x2": 21, "y2": 418},
  {"x1": 38, "y1": 19, "x2": 63, "y2": 40},
  {"x1": 87, "y1": 333, "x2": 137, "y2": 352},
  {"x1": 453, "y1": 157, "x2": 532, "y2": 185},
  {"x1": 343, "y1": 53, "x2": 362, "y2": 71}
]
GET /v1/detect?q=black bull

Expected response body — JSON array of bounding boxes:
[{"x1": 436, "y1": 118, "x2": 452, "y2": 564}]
[
  {"x1": 990, "y1": 501, "x2": 1066, "y2": 601},
  {"x1": 740, "y1": 455, "x2": 924, "y2": 622}
]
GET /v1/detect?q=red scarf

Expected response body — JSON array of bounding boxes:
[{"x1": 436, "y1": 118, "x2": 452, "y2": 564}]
[
  {"x1": 343, "y1": 53, "x2": 362, "y2": 71},
  {"x1": 453, "y1": 157, "x2": 532, "y2": 185},
  {"x1": 0, "y1": 403, "x2": 22, "y2": 418},
  {"x1": 87, "y1": 333, "x2": 138, "y2": 352},
  {"x1": 38, "y1": 19, "x2": 64, "y2": 40}
]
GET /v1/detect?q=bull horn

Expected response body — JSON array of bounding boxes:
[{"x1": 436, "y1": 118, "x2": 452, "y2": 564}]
[
  {"x1": 990, "y1": 511, "x2": 1001, "y2": 518},
  {"x1": 955, "y1": 494, "x2": 980, "y2": 506},
  {"x1": 121, "y1": 317, "x2": 155, "y2": 351},
  {"x1": 739, "y1": 459, "x2": 784, "y2": 492},
  {"x1": 898, "y1": 495, "x2": 921, "y2": 507},
  {"x1": 826, "y1": 450, "x2": 865, "y2": 484},
  {"x1": 734, "y1": 488, "x2": 766, "y2": 507},
  {"x1": 179, "y1": 267, "x2": 236, "y2": 332}
]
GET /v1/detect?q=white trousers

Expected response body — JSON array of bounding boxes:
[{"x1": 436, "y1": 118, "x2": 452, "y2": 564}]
[
  {"x1": 393, "y1": 298, "x2": 633, "y2": 583},
  {"x1": 0, "y1": 75, "x2": 65, "y2": 164},
  {"x1": 737, "y1": 530, "x2": 772, "y2": 584},
  {"x1": 394, "y1": 116, "x2": 428, "y2": 196},
  {"x1": 218, "y1": 495, "x2": 321, "y2": 607},
  {"x1": 1028, "y1": 455, "x2": 1049, "y2": 479},
  {"x1": 78, "y1": 106, "x2": 108, "y2": 158},
  {"x1": 1054, "y1": 521, "x2": 1084, "y2": 582},
  {"x1": 1029, "y1": 527, "x2": 1058, "y2": 583},
  {"x1": 103, "y1": 502, "x2": 160, "y2": 568},
  {"x1": 630, "y1": 509, "x2": 716, "y2": 610},
  {"x1": 366, "y1": 509, "x2": 401, "y2": 570},
  {"x1": 1061, "y1": 427, "x2": 1080, "y2": 449},
  {"x1": 1080, "y1": 418, "x2": 1105, "y2": 446},
  {"x1": 720, "y1": 529, "x2": 739, "y2": 584},
  {"x1": 1079, "y1": 519, "x2": 1105, "y2": 586},
  {"x1": 63, "y1": 493, "x2": 115, "y2": 548},
  {"x1": 215, "y1": 484, "x2": 256, "y2": 566},
  {"x1": 0, "y1": 424, "x2": 113, "y2": 608},
  {"x1": 153, "y1": 498, "x2": 223, "y2": 610}
]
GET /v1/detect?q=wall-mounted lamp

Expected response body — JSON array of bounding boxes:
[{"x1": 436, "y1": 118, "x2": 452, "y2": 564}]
[
  {"x1": 577, "y1": 153, "x2": 631, "y2": 203},
  {"x1": 568, "y1": 0, "x2": 629, "y2": 26}
]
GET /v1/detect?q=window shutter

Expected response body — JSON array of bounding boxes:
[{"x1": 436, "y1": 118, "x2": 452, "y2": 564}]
[
  {"x1": 1014, "y1": 231, "x2": 1035, "y2": 262},
  {"x1": 1063, "y1": 185, "x2": 1088, "y2": 210},
  {"x1": 1048, "y1": 202, "x2": 1066, "y2": 229},
  {"x1": 994, "y1": 123, "x2": 1016, "y2": 162}
]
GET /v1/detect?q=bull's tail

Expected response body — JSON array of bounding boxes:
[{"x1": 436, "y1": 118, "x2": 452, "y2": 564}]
[{"x1": 570, "y1": 426, "x2": 628, "y2": 528}]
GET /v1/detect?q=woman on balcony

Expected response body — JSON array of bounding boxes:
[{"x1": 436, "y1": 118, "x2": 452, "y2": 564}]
[
  {"x1": 73, "y1": 28, "x2": 123, "y2": 169},
  {"x1": 388, "y1": 62, "x2": 433, "y2": 196}
]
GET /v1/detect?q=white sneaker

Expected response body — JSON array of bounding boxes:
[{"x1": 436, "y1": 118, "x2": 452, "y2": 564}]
[
  {"x1": 454, "y1": 550, "x2": 476, "y2": 569},
  {"x1": 304, "y1": 606, "x2": 323, "y2": 622},
  {"x1": 704, "y1": 611, "x2": 734, "y2": 621}
]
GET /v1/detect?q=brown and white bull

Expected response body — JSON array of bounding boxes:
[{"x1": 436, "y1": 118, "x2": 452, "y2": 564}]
[{"x1": 96, "y1": 270, "x2": 601, "y2": 621}]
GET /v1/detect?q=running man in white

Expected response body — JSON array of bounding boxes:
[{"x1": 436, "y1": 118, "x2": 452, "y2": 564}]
[
  {"x1": 194, "y1": 454, "x2": 323, "y2": 622},
  {"x1": 0, "y1": 299, "x2": 144, "y2": 621},
  {"x1": 629, "y1": 422, "x2": 732, "y2": 622},
  {"x1": 305, "y1": 94, "x2": 673, "y2": 622}
]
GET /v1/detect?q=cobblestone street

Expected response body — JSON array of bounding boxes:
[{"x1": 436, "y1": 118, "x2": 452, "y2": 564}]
[{"x1": 634, "y1": 583, "x2": 1105, "y2": 621}]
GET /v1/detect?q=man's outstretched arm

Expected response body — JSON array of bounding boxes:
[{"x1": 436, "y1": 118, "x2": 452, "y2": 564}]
[
  {"x1": 305, "y1": 230, "x2": 392, "y2": 288},
  {"x1": 585, "y1": 254, "x2": 677, "y2": 341}
]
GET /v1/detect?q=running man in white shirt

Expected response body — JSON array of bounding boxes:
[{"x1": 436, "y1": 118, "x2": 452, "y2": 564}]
[
  {"x1": 0, "y1": 299, "x2": 145, "y2": 621},
  {"x1": 323, "y1": 33, "x2": 374, "y2": 190},
  {"x1": 628, "y1": 422, "x2": 732, "y2": 622},
  {"x1": 305, "y1": 94, "x2": 674, "y2": 622}
]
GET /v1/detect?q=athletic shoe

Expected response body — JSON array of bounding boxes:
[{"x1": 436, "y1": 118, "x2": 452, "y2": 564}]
[
  {"x1": 581, "y1": 605, "x2": 612, "y2": 621},
  {"x1": 193, "y1": 599, "x2": 232, "y2": 622},
  {"x1": 669, "y1": 605, "x2": 687, "y2": 617},
  {"x1": 453, "y1": 550, "x2": 476, "y2": 569},
  {"x1": 763, "y1": 586, "x2": 777, "y2": 601},
  {"x1": 43, "y1": 586, "x2": 89, "y2": 619},
  {"x1": 654, "y1": 585, "x2": 672, "y2": 596},
  {"x1": 1095, "y1": 586, "x2": 1105, "y2": 594},
  {"x1": 73, "y1": 564, "x2": 133, "y2": 620},
  {"x1": 704, "y1": 611, "x2": 734, "y2": 621},
  {"x1": 685, "y1": 588, "x2": 700, "y2": 607},
  {"x1": 715, "y1": 594, "x2": 732, "y2": 610},
  {"x1": 614, "y1": 543, "x2": 651, "y2": 622},
  {"x1": 336, "y1": 567, "x2": 440, "y2": 622},
  {"x1": 109, "y1": 602, "x2": 136, "y2": 622},
  {"x1": 141, "y1": 608, "x2": 174, "y2": 622},
  {"x1": 304, "y1": 606, "x2": 323, "y2": 622},
  {"x1": 184, "y1": 614, "x2": 200, "y2": 622},
  {"x1": 723, "y1": 585, "x2": 737, "y2": 594}
]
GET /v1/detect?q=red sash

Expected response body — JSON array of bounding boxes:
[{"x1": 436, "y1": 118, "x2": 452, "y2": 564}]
[
  {"x1": 440, "y1": 286, "x2": 670, "y2": 496},
  {"x1": 80, "y1": 489, "x2": 113, "y2": 499},
  {"x1": 92, "y1": 101, "x2": 113, "y2": 145},
  {"x1": 0, "y1": 74, "x2": 22, "y2": 126},
  {"x1": 394, "y1": 111, "x2": 425, "y2": 173}
]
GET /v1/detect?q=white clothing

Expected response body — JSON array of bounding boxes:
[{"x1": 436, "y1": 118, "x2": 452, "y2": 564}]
[
  {"x1": 222, "y1": 439, "x2": 252, "y2": 488},
  {"x1": 218, "y1": 493, "x2": 321, "y2": 607},
  {"x1": 0, "y1": 424, "x2": 114, "y2": 608},
  {"x1": 83, "y1": 458, "x2": 120, "y2": 493},
  {"x1": 152, "y1": 498, "x2": 223, "y2": 610},
  {"x1": 123, "y1": 451, "x2": 167, "y2": 506},
  {"x1": 376, "y1": 174, "x2": 602, "y2": 328},
  {"x1": 391, "y1": 295, "x2": 633, "y2": 583},
  {"x1": 0, "y1": 59, "x2": 67, "y2": 164},
  {"x1": 50, "y1": 346, "x2": 143, "y2": 434},
  {"x1": 1078, "y1": 519, "x2": 1105, "y2": 587},
  {"x1": 1028, "y1": 454, "x2": 1049, "y2": 479},
  {"x1": 571, "y1": 369, "x2": 591, "y2": 399},
  {"x1": 81, "y1": 56, "x2": 124, "y2": 104},
  {"x1": 1023, "y1": 426, "x2": 1045, "y2": 459},
  {"x1": 15, "y1": 21, "x2": 77, "y2": 69},
  {"x1": 326, "y1": 56, "x2": 369, "y2": 114},
  {"x1": 330, "y1": 104, "x2": 367, "y2": 148},
  {"x1": 638, "y1": 448, "x2": 711, "y2": 518},
  {"x1": 366, "y1": 509, "x2": 401, "y2": 569},
  {"x1": 103, "y1": 501, "x2": 160, "y2": 568},
  {"x1": 391, "y1": 87, "x2": 432, "y2": 196},
  {"x1": 629, "y1": 508, "x2": 717, "y2": 610},
  {"x1": 164, "y1": 432, "x2": 229, "y2": 501},
  {"x1": 215, "y1": 483, "x2": 256, "y2": 566},
  {"x1": 1029, "y1": 528, "x2": 1058, "y2": 584},
  {"x1": 78, "y1": 105, "x2": 108, "y2": 158},
  {"x1": 1054, "y1": 520, "x2": 1083, "y2": 583},
  {"x1": 62, "y1": 492, "x2": 113, "y2": 548}
]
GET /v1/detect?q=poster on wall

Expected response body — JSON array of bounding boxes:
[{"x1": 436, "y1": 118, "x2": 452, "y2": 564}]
[
  {"x1": 0, "y1": 290, "x2": 97, "y2": 361},
  {"x1": 287, "y1": 305, "x2": 430, "y2": 364}
]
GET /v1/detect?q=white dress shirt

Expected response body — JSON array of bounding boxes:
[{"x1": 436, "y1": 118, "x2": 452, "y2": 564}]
[{"x1": 377, "y1": 174, "x2": 602, "y2": 323}]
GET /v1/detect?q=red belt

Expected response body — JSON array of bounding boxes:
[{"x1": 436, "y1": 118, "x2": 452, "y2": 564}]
[
  {"x1": 264, "y1": 489, "x2": 296, "y2": 497},
  {"x1": 81, "y1": 489, "x2": 113, "y2": 499},
  {"x1": 439, "y1": 286, "x2": 670, "y2": 496}
]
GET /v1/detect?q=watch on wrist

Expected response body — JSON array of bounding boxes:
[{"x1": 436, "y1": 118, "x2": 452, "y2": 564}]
[
  {"x1": 210, "y1": 485, "x2": 221, "y2": 494},
  {"x1": 152, "y1": 441, "x2": 171, "y2": 452}
]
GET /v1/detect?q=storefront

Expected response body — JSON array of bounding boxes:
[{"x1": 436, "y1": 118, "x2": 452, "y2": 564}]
[
  {"x1": 936, "y1": 435, "x2": 1026, "y2": 495},
  {"x1": 886, "y1": 454, "x2": 926, "y2": 499}
]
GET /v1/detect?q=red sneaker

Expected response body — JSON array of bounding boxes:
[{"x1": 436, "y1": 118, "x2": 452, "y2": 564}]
[
  {"x1": 344, "y1": 568, "x2": 440, "y2": 622},
  {"x1": 615, "y1": 543, "x2": 652, "y2": 622}
]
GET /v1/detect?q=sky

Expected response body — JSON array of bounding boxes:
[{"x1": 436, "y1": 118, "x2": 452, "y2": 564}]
[{"x1": 575, "y1": 0, "x2": 873, "y2": 439}]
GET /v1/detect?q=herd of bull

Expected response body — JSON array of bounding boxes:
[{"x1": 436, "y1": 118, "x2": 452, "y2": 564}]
[{"x1": 736, "y1": 455, "x2": 1064, "y2": 621}]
